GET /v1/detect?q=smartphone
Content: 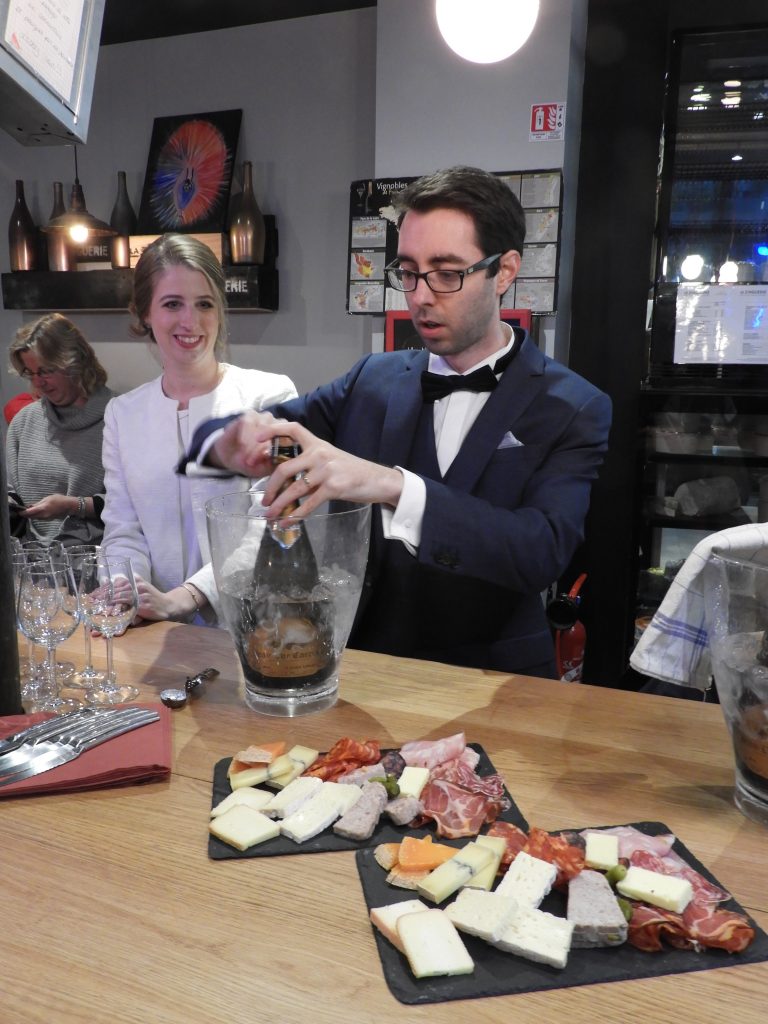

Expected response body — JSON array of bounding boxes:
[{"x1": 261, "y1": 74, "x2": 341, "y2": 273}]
[{"x1": 7, "y1": 493, "x2": 26, "y2": 512}]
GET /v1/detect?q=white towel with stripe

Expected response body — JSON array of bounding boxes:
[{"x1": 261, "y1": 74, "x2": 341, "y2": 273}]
[{"x1": 630, "y1": 522, "x2": 768, "y2": 690}]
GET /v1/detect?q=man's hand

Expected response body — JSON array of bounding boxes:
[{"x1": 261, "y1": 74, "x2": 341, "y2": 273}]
[
  {"x1": 22, "y1": 494, "x2": 76, "y2": 520},
  {"x1": 258, "y1": 420, "x2": 404, "y2": 520},
  {"x1": 209, "y1": 410, "x2": 280, "y2": 477}
]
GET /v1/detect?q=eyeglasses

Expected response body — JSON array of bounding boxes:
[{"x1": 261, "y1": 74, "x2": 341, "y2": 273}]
[
  {"x1": 20, "y1": 366, "x2": 60, "y2": 380},
  {"x1": 385, "y1": 253, "x2": 502, "y2": 293}
]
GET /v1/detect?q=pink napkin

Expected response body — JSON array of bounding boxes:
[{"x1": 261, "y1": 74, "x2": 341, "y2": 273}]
[{"x1": 0, "y1": 702, "x2": 172, "y2": 797}]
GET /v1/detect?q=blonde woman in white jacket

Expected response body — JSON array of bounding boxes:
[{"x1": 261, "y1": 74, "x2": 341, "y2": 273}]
[{"x1": 101, "y1": 234, "x2": 296, "y2": 625}]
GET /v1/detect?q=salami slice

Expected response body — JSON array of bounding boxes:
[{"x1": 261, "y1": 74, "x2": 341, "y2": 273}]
[
  {"x1": 486, "y1": 820, "x2": 529, "y2": 871},
  {"x1": 524, "y1": 827, "x2": 585, "y2": 887},
  {"x1": 303, "y1": 738, "x2": 381, "y2": 782}
]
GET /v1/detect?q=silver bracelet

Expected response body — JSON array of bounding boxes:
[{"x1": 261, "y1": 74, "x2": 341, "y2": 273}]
[
  {"x1": 181, "y1": 582, "x2": 203, "y2": 613},
  {"x1": 76, "y1": 496, "x2": 86, "y2": 518}
]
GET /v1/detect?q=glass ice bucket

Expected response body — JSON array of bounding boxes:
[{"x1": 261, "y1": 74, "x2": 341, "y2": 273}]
[
  {"x1": 206, "y1": 490, "x2": 371, "y2": 717},
  {"x1": 704, "y1": 554, "x2": 768, "y2": 826}
]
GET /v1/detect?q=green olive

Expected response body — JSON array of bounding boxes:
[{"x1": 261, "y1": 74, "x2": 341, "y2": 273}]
[
  {"x1": 617, "y1": 897, "x2": 633, "y2": 922},
  {"x1": 605, "y1": 863, "x2": 628, "y2": 887},
  {"x1": 371, "y1": 774, "x2": 400, "y2": 798}
]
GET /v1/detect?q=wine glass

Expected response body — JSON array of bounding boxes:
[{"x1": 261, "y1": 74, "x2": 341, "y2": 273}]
[
  {"x1": 64, "y1": 544, "x2": 107, "y2": 694},
  {"x1": 16, "y1": 563, "x2": 82, "y2": 713},
  {"x1": 77, "y1": 554, "x2": 140, "y2": 705},
  {"x1": 20, "y1": 539, "x2": 76, "y2": 682}
]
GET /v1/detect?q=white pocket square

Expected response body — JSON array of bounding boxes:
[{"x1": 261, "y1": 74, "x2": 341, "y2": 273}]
[{"x1": 498, "y1": 431, "x2": 524, "y2": 449}]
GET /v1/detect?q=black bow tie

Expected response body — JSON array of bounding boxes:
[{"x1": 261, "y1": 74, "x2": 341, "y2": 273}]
[{"x1": 420, "y1": 345, "x2": 518, "y2": 403}]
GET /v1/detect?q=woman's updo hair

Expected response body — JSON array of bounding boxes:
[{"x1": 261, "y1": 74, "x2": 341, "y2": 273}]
[
  {"x1": 9, "y1": 313, "x2": 108, "y2": 396},
  {"x1": 129, "y1": 233, "x2": 228, "y2": 357}
]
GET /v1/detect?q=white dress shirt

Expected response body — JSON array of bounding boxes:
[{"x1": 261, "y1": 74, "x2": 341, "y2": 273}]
[{"x1": 383, "y1": 324, "x2": 517, "y2": 553}]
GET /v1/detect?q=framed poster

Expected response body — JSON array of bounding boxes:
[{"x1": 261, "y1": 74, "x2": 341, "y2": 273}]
[
  {"x1": 137, "y1": 109, "x2": 242, "y2": 233},
  {"x1": 385, "y1": 308, "x2": 533, "y2": 352},
  {"x1": 347, "y1": 170, "x2": 562, "y2": 316}
]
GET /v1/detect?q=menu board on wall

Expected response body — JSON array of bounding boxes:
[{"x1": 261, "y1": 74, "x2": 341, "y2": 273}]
[
  {"x1": 2, "y1": 0, "x2": 85, "y2": 105},
  {"x1": 347, "y1": 169, "x2": 562, "y2": 316}
]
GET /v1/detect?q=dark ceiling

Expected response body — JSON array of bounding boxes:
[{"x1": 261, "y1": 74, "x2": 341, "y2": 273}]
[{"x1": 100, "y1": 1, "x2": 376, "y2": 46}]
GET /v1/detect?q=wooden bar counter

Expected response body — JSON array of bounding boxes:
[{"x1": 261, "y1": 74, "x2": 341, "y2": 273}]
[{"x1": 2, "y1": 622, "x2": 766, "y2": 1024}]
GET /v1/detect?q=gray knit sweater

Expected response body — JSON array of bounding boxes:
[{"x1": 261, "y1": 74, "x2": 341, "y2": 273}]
[{"x1": 5, "y1": 385, "x2": 112, "y2": 546}]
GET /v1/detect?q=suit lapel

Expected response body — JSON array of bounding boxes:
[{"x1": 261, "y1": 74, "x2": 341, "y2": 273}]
[
  {"x1": 377, "y1": 351, "x2": 429, "y2": 467},
  {"x1": 444, "y1": 336, "x2": 546, "y2": 492}
]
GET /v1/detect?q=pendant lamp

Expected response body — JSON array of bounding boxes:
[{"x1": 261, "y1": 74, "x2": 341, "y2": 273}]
[
  {"x1": 42, "y1": 146, "x2": 116, "y2": 245},
  {"x1": 435, "y1": 0, "x2": 540, "y2": 64}
]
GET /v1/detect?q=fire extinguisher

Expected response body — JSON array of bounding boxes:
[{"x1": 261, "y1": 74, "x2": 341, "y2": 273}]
[{"x1": 546, "y1": 573, "x2": 587, "y2": 682}]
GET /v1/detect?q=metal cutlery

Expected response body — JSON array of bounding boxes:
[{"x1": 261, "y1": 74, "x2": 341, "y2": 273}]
[
  {"x1": 0, "y1": 707, "x2": 160, "y2": 788},
  {"x1": 160, "y1": 666, "x2": 219, "y2": 709},
  {"x1": 0, "y1": 707, "x2": 102, "y2": 757}
]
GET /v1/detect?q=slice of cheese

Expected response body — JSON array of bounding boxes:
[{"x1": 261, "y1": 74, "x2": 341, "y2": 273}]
[
  {"x1": 397, "y1": 909, "x2": 474, "y2": 978},
  {"x1": 397, "y1": 766, "x2": 430, "y2": 799},
  {"x1": 370, "y1": 899, "x2": 428, "y2": 952},
  {"x1": 417, "y1": 842, "x2": 493, "y2": 904},
  {"x1": 584, "y1": 831, "x2": 620, "y2": 871},
  {"x1": 495, "y1": 850, "x2": 557, "y2": 907},
  {"x1": 468, "y1": 834, "x2": 507, "y2": 890},
  {"x1": 263, "y1": 776, "x2": 323, "y2": 818},
  {"x1": 265, "y1": 744, "x2": 320, "y2": 789},
  {"x1": 445, "y1": 888, "x2": 519, "y2": 943},
  {"x1": 208, "y1": 807, "x2": 280, "y2": 851},
  {"x1": 492, "y1": 906, "x2": 574, "y2": 969},
  {"x1": 229, "y1": 766, "x2": 270, "y2": 790},
  {"x1": 210, "y1": 787, "x2": 274, "y2": 818},
  {"x1": 616, "y1": 866, "x2": 693, "y2": 913},
  {"x1": 279, "y1": 782, "x2": 355, "y2": 843}
]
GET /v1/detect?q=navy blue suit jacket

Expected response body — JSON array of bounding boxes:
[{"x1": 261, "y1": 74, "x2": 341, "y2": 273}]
[{"x1": 186, "y1": 336, "x2": 611, "y2": 676}]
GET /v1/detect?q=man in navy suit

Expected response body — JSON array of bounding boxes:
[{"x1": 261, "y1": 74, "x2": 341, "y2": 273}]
[{"x1": 183, "y1": 167, "x2": 611, "y2": 677}]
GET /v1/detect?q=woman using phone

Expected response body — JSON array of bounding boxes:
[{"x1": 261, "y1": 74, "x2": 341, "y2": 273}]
[
  {"x1": 6, "y1": 314, "x2": 112, "y2": 547},
  {"x1": 100, "y1": 233, "x2": 296, "y2": 626}
]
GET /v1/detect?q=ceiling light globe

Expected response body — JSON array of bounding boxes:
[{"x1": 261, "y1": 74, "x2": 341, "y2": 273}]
[{"x1": 436, "y1": 0, "x2": 539, "y2": 64}]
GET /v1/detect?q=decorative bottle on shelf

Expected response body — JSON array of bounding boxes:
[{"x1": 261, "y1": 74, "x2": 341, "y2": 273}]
[
  {"x1": 228, "y1": 161, "x2": 265, "y2": 265},
  {"x1": 239, "y1": 437, "x2": 335, "y2": 694},
  {"x1": 109, "y1": 171, "x2": 137, "y2": 269},
  {"x1": 8, "y1": 179, "x2": 37, "y2": 272},
  {"x1": 46, "y1": 181, "x2": 72, "y2": 272}
]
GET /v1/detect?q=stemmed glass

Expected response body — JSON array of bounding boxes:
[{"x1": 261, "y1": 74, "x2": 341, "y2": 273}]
[
  {"x1": 77, "y1": 554, "x2": 140, "y2": 704},
  {"x1": 65, "y1": 544, "x2": 107, "y2": 694},
  {"x1": 16, "y1": 563, "x2": 82, "y2": 713},
  {"x1": 20, "y1": 539, "x2": 76, "y2": 682}
]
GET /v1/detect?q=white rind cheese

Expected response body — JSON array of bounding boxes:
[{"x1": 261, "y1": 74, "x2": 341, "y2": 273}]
[
  {"x1": 495, "y1": 851, "x2": 557, "y2": 908},
  {"x1": 397, "y1": 909, "x2": 474, "y2": 978},
  {"x1": 263, "y1": 776, "x2": 323, "y2": 818},
  {"x1": 616, "y1": 865, "x2": 693, "y2": 913},
  {"x1": 445, "y1": 888, "x2": 520, "y2": 943},
  {"x1": 417, "y1": 842, "x2": 493, "y2": 904},
  {"x1": 208, "y1": 807, "x2": 280, "y2": 851},
  {"x1": 492, "y1": 906, "x2": 574, "y2": 969},
  {"x1": 279, "y1": 781, "x2": 362, "y2": 843},
  {"x1": 210, "y1": 787, "x2": 274, "y2": 818},
  {"x1": 584, "y1": 831, "x2": 620, "y2": 871}
]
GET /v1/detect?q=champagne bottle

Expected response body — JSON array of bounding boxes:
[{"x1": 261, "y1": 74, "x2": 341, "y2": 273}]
[
  {"x1": 46, "y1": 182, "x2": 72, "y2": 272},
  {"x1": 228, "y1": 161, "x2": 266, "y2": 265},
  {"x1": 109, "y1": 171, "x2": 137, "y2": 269},
  {"x1": 240, "y1": 438, "x2": 335, "y2": 693},
  {"x1": 8, "y1": 180, "x2": 37, "y2": 272}
]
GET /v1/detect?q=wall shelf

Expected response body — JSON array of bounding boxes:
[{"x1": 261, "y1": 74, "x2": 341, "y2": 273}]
[{"x1": 1, "y1": 264, "x2": 279, "y2": 313}]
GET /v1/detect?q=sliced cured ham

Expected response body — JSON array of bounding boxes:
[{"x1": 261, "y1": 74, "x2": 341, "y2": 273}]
[
  {"x1": 418, "y1": 779, "x2": 505, "y2": 838},
  {"x1": 682, "y1": 902, "x2": 755, "y2": 953},
  {"x1": 399, "y1": 732, "x2": 466, "y2": 769},
  {"x1": 429, "y1": 759, "x2": 507, "y2": 801},
  {"x1": 627, "y1": 904, "x2": 692, "y2": 952}
]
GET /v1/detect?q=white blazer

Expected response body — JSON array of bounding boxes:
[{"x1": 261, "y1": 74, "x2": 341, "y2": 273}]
[{"x1": 101, "y1": 364, "x2": 297, "y2": 622}]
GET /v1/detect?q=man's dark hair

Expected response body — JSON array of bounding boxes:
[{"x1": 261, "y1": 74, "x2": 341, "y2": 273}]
[{"x1": 394, "y1": 166, "x2": 526, "y2": 271}]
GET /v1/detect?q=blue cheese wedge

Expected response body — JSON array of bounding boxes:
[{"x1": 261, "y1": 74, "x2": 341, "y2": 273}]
[
  {"x1": 263, "y1": 776, "x2": 323, "y2": 818},
  {"x1": 584, "y1": 830, "x2": 619, "y2": 871},
  {"x1": 468, "y1": 834, "x2": 507, "y2": 891},
  {"x1": 397, "y1": 909, "x2": 474, "y2": 978},
  {"x1": 445, "y1": 888, "x2": 520, "y2": 943},
  {"x1": 208, "y1": 806, "x2": 280, "y2": 851},
  {"x1": 495, "y1": 851, "x2": 557, "y2": 907},
  {"x1": 616, "y1": 865, "x2": 693, "y2": 913},
  {"x1": 417, "y1": 841, "x2": 494, "y2": 904},
  {"x1": 492, "y1": 906, "x2": 574, "y2": 969},
  {"x1": 210, "y1": 787, "x2": 274, "y2": 818}
]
